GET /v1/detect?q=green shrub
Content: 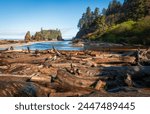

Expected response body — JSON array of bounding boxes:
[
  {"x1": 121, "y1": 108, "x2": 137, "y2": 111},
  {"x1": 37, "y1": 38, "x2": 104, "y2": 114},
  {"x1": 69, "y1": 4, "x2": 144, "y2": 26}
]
[
  {"x1": 109, "y1": 21, "x2": 135, "y2": 34},
  {"x1": 100, "y1": 17, "x2": 150, "y2": 45}
]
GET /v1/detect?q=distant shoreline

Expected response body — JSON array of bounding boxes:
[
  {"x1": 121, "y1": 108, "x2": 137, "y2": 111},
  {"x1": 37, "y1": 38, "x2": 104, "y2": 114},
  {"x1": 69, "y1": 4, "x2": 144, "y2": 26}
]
[{"x1": 0, "y1": 40, "x2": 67, "y2": 50}]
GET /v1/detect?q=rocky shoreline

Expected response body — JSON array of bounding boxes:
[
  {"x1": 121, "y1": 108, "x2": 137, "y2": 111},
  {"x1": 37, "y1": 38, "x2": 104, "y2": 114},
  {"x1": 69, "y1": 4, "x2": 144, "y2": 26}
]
[
  {"x1": 0, "y1": 40, "x2": 24, "y2": 45},
  {"x1": 0, "y1": 47, "x2": 150, "y2": 97}
]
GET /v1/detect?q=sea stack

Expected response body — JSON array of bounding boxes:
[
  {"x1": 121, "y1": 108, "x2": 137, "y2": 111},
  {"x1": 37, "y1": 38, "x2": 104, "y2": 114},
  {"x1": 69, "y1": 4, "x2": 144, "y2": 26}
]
[
  {"x1": 25, "y1": 31, "x2": 31, "y2": 42},
  {"x1": 24, "y1": 28, "x2": 63, "y2": 42}
]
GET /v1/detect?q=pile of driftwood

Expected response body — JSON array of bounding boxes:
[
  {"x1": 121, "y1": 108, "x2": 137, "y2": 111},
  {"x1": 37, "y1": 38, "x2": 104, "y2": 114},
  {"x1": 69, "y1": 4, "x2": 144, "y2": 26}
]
[{"x1": 0, "y1": 47, "x2": 150, "y2": 97}]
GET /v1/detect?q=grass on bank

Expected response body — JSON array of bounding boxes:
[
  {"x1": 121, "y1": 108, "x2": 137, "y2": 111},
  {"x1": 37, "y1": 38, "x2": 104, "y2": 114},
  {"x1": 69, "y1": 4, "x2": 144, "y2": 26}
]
[{"x1": 90, "y1": 16, "x2": 150, "y2": 45}]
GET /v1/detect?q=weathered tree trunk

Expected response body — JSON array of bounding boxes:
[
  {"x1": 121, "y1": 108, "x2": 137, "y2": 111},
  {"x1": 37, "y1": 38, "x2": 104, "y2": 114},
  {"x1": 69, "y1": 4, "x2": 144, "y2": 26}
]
[
  {"x1": 93, "y1": 56, "x2": 136, "y2": 64},
  {"x1": 49, "y1": 91, "x2": 92, "y2": 97},
  {"x1": 0, "y1": 81, "x2": 55, "y2": 97},
  {"x1": 56, "y1": 70, "x2": 99, "y2": 88},
  {"x1": 99, "y1": 66, "x2": 150, "y2": 77},
  {"x1": 0, "y1": 74, "x2": 33, "y2": 82},
  {"x1": 52, "y1": 46, "x2": 62, "y2": 57}
]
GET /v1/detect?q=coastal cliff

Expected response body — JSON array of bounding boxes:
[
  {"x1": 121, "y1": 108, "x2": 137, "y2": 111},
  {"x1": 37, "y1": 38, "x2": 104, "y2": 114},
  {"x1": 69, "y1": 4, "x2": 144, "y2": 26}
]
[{"x1": 25, "y1": 28, "x2": 63, "y2": 42}]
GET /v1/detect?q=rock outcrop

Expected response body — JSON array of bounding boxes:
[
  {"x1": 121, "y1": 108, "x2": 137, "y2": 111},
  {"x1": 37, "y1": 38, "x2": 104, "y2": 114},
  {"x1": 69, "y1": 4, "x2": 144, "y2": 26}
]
[
  {"x1": 24, "y1": 28, "x2": 63, "y2": 42},
  {"x1": 25, "y1": 31, "x2": 31, "y2": 42}
]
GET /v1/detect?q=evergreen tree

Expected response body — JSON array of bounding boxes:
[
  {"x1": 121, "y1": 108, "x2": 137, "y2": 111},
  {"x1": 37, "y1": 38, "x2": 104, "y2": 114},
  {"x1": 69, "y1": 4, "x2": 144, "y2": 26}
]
[
  {"x1": 94, "y1": 7, "x2": 100, "y2": 18},
  {"x1": 86, "y1": 7, "x2": 92, "y2": 26},
  {"x1": 94, "y1": 16, "x2": 107, "y2": 32},
  {"x1": 105, "y1": 0, "x2": 122, "y2": 25},
  {"x1": 78, "y1": 7, "x2": 102, "y2": 30},
  {"x1": 106, "y1": 0, "x2": 122, "y2": 16},
  {"x1": 86, "y1": 7, "x2": 92, "y2": 18},
  {"x1": 78, "y1": 13, "x2": 86, "y2": 29},
  {"x1": 146, "y1": 0, "x2": 150, "y2": 15},
  {"x1": 123, "y1": 0, "x2": 147, "y2": 20},
  {"x1": 102, "y1": 8, "x2": 107, "y2": 15}
]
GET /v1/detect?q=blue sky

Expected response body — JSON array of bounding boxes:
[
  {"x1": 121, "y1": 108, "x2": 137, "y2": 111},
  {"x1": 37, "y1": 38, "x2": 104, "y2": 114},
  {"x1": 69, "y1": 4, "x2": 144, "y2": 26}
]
[{"x1": 0, "y1": 0, "x2": 123, "y2": 39}]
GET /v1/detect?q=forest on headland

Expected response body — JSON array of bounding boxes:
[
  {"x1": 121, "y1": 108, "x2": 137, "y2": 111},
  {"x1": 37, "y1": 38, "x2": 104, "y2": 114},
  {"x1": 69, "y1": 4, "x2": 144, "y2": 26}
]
[
  {"x1": 76, "y1": 0, "x2": 150, "y2": 45},
  {"x1": 25, "y1": 29, "x2": 63, "y2": 42}
]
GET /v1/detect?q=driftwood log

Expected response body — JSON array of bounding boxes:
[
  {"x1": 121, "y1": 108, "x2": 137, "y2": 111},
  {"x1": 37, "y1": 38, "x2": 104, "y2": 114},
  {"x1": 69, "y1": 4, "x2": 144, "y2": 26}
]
[
  {"x1": 0, "y1": 74, "x2": 34, "y2": 82},
  {"x1": 52, "y1": 46, "x2": 62, "y2": 57},
  {"x1": 0, "y1": 48, "x2": 150, "y2": 97},
  {"x1": 92, "y1": 56, "x2": 136, "y2": 64},
  {"x1": 50, "y1": 91, "x2": 92, "y2": 97},
  {"x1": 99, "y1": 66, "x2": 150, "y2": 77},
  {"x1": 0, "y1": 81, "x2": 55, "y2": 97},
  {"x1": 29, "y1": 76, "x2": 51, "y2": 83},
  {"x1": 56, "y1": 70, "x2": 99, "y2": 88}
]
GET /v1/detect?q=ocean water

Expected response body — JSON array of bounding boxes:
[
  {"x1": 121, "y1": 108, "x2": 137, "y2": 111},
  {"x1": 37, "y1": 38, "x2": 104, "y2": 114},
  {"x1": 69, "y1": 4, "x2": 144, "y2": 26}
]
[{"x1": 15, "y1": 41, "x2": 83, "y2": 51}]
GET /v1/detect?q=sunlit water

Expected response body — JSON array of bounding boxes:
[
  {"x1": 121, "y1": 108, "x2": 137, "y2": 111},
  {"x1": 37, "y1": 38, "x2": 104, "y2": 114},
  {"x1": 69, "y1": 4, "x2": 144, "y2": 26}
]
[{"x1": 15, "y1": 41, "x2": 83, "y2": 51}]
